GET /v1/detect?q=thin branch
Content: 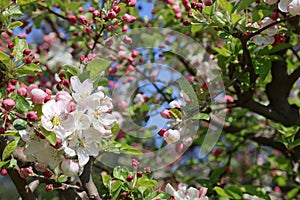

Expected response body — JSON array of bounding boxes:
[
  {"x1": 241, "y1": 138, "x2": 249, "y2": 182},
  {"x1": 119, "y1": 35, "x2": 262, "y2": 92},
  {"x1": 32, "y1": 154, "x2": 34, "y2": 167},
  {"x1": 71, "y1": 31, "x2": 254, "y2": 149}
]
[{"x1": 247, "y1": 16, "x2": 297, "y2": 40}]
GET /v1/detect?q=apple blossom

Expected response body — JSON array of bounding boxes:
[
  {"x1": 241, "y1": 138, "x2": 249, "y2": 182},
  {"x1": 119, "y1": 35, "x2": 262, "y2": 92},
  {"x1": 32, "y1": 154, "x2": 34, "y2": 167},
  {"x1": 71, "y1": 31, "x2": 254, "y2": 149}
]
[
  {"x1": 20, "y1": 167, "x2": 33, "y2": 179},
  {"x1": 165, "y1": 183, "x2": 209, "y2": 200},
  {"x1": 41, "y1": 100, "x2": 76, "y2": 139},
  {"x1": 69, "y1": 128, "x2": 102, "y2": 166},
  {"x1": 70, "y1": 76, "x2": 93, "y2": 102},
  {"x1": 278, "y1": 0, "x2": 300, "y2": 15}
]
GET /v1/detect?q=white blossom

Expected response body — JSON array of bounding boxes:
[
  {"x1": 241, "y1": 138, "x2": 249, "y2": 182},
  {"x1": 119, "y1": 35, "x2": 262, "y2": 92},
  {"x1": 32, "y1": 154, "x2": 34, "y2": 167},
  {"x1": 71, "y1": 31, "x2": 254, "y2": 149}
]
[{"x1": 165, "y1": 183, "x2": 209, "y2": 200}]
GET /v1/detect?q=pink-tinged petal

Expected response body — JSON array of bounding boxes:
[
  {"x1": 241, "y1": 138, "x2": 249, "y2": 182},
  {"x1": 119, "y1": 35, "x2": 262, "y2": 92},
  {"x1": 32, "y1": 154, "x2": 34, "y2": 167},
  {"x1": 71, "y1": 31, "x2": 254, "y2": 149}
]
[
  {"x1": 93, "y1": 121, "x2": 106, "y2": 133},
  {"x1": 288, "y1": 0, "x2": 300, "y2": 15},
  {"x1": 264, "y1": 0, "x2": 278, "y2": 5},
  {"x1": 278, "y1": 0, "x2": 292, "y2": 12},
  {"x1": 199, "y1": 187, "x2": 208, "y2": 198}
]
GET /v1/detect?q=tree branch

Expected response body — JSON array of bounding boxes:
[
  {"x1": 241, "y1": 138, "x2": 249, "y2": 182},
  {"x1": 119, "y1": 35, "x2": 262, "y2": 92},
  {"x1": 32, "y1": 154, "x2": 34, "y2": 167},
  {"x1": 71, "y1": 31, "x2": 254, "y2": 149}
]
[{"x1": 79, "y1": 157, "x2": 102, "y2": 200}]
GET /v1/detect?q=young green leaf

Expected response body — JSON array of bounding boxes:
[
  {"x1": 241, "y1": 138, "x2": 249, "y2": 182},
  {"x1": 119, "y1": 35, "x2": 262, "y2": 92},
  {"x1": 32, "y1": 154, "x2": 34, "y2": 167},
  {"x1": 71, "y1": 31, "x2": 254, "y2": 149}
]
[{"x1": 2, "y1": 137, "x2": 20, "y2": 160}]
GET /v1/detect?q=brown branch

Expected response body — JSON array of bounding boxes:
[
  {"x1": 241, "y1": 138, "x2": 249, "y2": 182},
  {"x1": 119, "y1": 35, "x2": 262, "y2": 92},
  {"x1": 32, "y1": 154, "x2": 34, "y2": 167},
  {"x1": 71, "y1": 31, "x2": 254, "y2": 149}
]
[
  {"x1": 0, "y1": 137, "x2": 37, "y2": 200},
  {"x1": 79, "y1": 157, "x2": 102, "y2": 200},
  {"x1": 247, "y1": 16, "x2": 297, "y2": 40}
]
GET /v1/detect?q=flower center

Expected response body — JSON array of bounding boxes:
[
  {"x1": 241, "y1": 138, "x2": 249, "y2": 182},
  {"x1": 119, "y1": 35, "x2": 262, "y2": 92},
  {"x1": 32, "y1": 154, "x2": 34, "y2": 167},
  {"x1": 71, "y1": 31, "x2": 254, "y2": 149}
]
[{"x1": 52, "y1": 116, "x2": 60, "y2": 126}]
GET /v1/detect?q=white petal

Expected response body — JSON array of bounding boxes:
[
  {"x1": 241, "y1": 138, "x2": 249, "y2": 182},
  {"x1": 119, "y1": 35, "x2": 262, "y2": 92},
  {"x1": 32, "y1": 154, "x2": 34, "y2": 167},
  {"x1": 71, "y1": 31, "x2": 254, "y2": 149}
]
[
  {"x1": 165, "y1": 183, "x2": 176, "y2": 196},
  {"x1": 187, "y1": 187, "x2": 200, "y2": 198},
  {"x1": 278, "y1": 0, "x2": 292, "y2": 12},
  {"x1": 77, "y1": 148, "x2": 90, "y2": 166}
]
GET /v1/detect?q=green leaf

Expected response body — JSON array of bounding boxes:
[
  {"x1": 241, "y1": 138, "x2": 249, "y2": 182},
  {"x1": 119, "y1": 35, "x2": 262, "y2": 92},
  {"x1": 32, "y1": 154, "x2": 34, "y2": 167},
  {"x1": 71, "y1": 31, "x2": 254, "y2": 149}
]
[
  {"x1": 0, "y1": 161, "x2": 9, "y2": 168},
  {"x1": 64, "y1": 64, "x2": 80, "y2": 76},
  {"x1": 78, "y1": 71, "x2": 90, "y2": 82},
  {"x1": 2, "y1": 137, "x2": 20, "y2": 160},
  {"x1": 12, "y1": 37, "x2": 28, "y2": 61},
  {"x1": 213, "y1": 186, "x2": 232, "y2": 198},
  {"x1": 243, "y1": 185, "x2": 271, "y2": 200},
  {"x1": 170, "y1": 108, "x2": 182, "y2": 119},
  {"x1": 120, "y1": 143, "x2": 143, "y2": 155},
  {"x1": 235, "y1": 0, "x2": 255, "y2": 12},
  {"x1": 0, "y1": 50, "x2": 9, "y2": 61},
  {"x1": 191, "y1": 113, "x2": 210, "y2": 120},
  {"x1": 225, "y1": 185, "x2": 243, "y2": 199},
  {"x1": 288, "y1": 138, "x2": 300, "y2": 149},
  {"x1": 231, "y1": 13, "x2": 242, "y2": 26},
  {"x1": 17, "y1": 0, "x2": 38, "y2": 5},
  {"x1": 39, "y1": 126, "x2": 56, "y2": 146},
  {"x1": 86, "y1": 58, "x2": 111, "y2": 78},
  {"x1": 66, "y1": 2, "x2": 85, "y2": 10},
  {"x1": 254, "y1": 58, "x2": 271, "y2": 81},
  {"x1": 8, "y1": 158, "x2": 17, "y2": 168},
  {"x1": 288, "y1": 187, "x2": 300, "y2": 200},
  {"x1": 15, "y1": 94, "x2": 31, "y2": 113},
  {"x1": 218, "y1": 0, "x2": 233, "y2": 14},
  {"x1": 8, "y1": 21, "x2": 23, "y2": 29},
  {"x1": 57, "y1": 175, "x2": 68, "y2": 183},
  {"x1": 210, "y1": 166, "x2": 226, "y2": 183},
  {"x1": 13, "y1": 119, "x2": 27, "y2": 130},
  {"x1": 0, "y1": 0, "x2": 10, "y2": 8},
  {"x1": 16, "y1": 63, "x2": 41, "y2": 75},
  {"x1": 137, "y1": 179, "x2": 158, "y2": 187},
  {"x1": 101, "y1": 174, "x2": 112, "y2": 188},
  {"x1": 113, "y1": 166, "x2": 129, "y2": 181},
  {"x1": 111, "y1": 180, "x2": 123, "y2": 192},
  {"x1": 191, "y1": 24, "x2": 203, "y2": 34},
  {"x1": 93, "y1": 77, "x2": 108, "y2": 87}
]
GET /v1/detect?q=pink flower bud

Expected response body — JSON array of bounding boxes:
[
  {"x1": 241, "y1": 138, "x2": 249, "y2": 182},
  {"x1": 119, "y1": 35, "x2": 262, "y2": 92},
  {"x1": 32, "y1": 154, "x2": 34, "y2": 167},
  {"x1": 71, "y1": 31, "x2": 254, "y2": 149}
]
[
  {"x1": 45, "y1": 184, "x2": 53, "y2": 192},
  {"x1": 0, "y1": 168, "x2": 7, "y2": 176},
  {"x1": 79, "y1": 15, "x2": 88, "y2": 24},
  {"x1": 160, "y1": 109, "x2": 171, "y2": 118},
  {"x1": 108, "y1": 10, "x2": 117, "y2": 19},
  {"x1": 20, "y1": 167, "x2": 33, "y2": 179},
  {"x1": 27, "y1": 111, "x2": 38, "y2": 121},
  {"x1": 173, "y1": 5, "x2": 181, "y2": 13},
  {"x1": 105, "y1": 38, "x2": 113, "y2": 47},
  {"x1": 145, "y1": 167, "x2": 151, "y2": 173},
  {"x1": 17, "y1": 87, "x2": 27, "y2": 97},
  {"x1": 128, "y1": 0, "x2": 136, "y2": 6},
  {"x1": 131, "y1": 49, "x2": 139, "y2": 57},
  {"x1": 122, "y1": 36, "x2": 132, "y2": 44},
  {"x1": 132, "y1": 158, "x2": 140, "y2": 168},
  {"x1": 27, "y1": 84, "x2": 38, "y2": 97},
  {"x1": 59, "y1": 159, "x2": 80, "y2": 177},
  {"x1": 45, "y1": 88, "x2": 52, "y2": 96},
  {"x1": 122, "y1": 14, "x2": 131, "y2": 23},
  {"x1": 55, "y1": 91, "x2": 72, "y2": 103},
  {"x1": 93, "y1": 10, "x2": 101, "y2": 18},
  {"x1": 158, "y1": 128, "x2": 167, "y2": 136},
  {"x1": 2, "y1": 99, "x2": 15, "y2": 110},
  {"x1": 126, "y1": 175, "x2": 134, "y2": 182},
  {"x1": 30, "y1": 88, "x2": 48, "y2": 104},
  {"x1": 67, "y1": 14, "x2": 77, "y2": 24}
]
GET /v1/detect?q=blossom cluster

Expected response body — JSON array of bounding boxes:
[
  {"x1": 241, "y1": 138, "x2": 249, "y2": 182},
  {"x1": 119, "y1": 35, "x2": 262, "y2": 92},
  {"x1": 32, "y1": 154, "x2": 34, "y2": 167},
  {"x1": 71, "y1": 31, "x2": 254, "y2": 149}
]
[
  {"x1": 165, "y1": 183, "x2": 209, "y2": 200},
  {"x1": 20, "y1": 76, "x2": 116, "y2": 176}
]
